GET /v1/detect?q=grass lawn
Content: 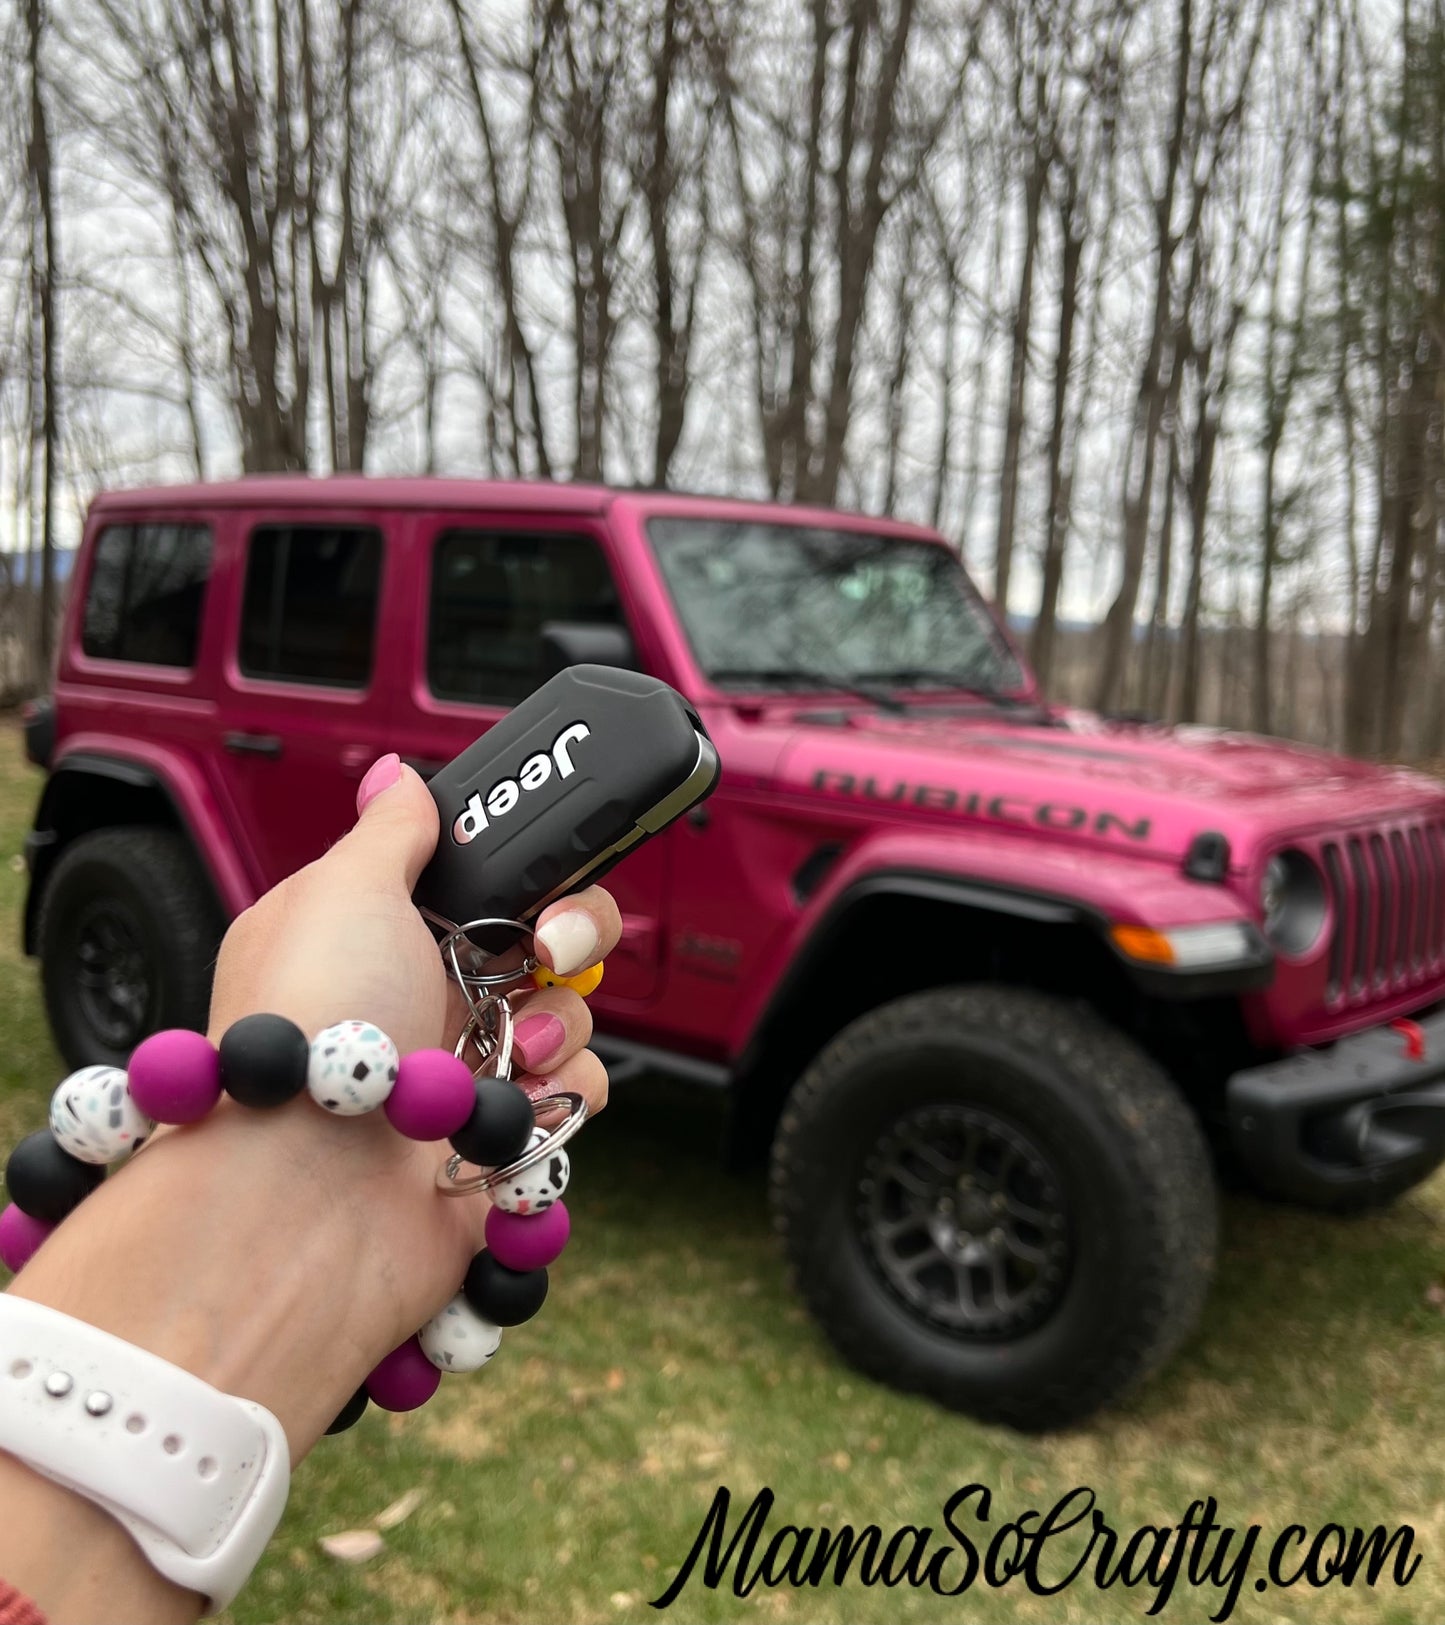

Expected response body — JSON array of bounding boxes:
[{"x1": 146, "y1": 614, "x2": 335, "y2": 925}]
[{"x1": 1, "y1": 732, "x2": 1443, "y2": 1624}]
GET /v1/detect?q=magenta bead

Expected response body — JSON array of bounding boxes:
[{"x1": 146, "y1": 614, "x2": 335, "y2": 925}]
[
  {"x1": 383, "y1": 1049, "x2": 476, "y2": 1141},
  {"x1": 366, "y1": 1336, "x2": 442, "y2": 1412},
  {"x1": 485, "y1": 1199, "x2": 571, "y2": 1271},
  {"x1": 0, "y1": 1205, "x2": 54, "y2": 1273},
  {"x1": 127, "y1": 1029, "x2": 222, "y2": 1124}
]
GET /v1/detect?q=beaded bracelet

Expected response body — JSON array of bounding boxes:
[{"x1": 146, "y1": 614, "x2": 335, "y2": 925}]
[{"x1": 0, "y1": 944, "x2": 601, "y2": 1436}]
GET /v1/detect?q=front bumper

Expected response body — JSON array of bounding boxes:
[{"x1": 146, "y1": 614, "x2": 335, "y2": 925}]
[{"x1": 1228, "y1": 1007, "x2": 1445, "y2": 1205}]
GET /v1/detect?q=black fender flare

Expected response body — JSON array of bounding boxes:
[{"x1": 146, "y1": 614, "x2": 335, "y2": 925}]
[
  {"x1": 23, "y1": 753, "x2": 223, "y2": 955},
  {"x1": 736, "y1": 867, "x2": 1271, "y2": 1077}
]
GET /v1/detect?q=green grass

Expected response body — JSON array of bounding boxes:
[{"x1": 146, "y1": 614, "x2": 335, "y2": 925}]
[{"x1": 1, "y1": 734, "x2": 1443, "y2": 1623}]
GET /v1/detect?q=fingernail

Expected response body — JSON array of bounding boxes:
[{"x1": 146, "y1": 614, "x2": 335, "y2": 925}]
[
  {"x1": 356, "y1": 753, "x2": 401, "y2": 814},
  {"x1": 514, "y1": 1013, "x2": 566, "y2": 1072},
  {"x1": 536, "y1": 911, "x2": 601, "y2": 976}
]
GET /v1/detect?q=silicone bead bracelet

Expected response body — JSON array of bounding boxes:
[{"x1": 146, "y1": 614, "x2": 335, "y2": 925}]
[{"x1": 2, "y1": 1012, "x2": 578, "y2": 1432}]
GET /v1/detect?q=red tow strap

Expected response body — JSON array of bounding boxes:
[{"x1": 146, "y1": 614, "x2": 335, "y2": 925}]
[{"x1": 1390, "y1": 1018, "x2": 1426, "y2": 1061}]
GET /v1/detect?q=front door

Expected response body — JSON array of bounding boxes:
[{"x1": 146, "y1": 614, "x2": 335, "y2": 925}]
[{"x1": 391, "y1": 512, "x2": 668, "y2": 1005}]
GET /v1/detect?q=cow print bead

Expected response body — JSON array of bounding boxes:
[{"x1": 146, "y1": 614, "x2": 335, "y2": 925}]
[
  {"x1": 306, "y1": 1021, "x2": 399, "y2": 1116},
  {"x1": 490, "y1": 1127, "x2": 570, "y2": 1215},
  {"x1": 49, "y1": 1067, "x2": 152, "y2": 1165},
  {"x1": 5, "y1": 1130, "x2": 104, "y2": 1221},
  {"x1": 420, "y1": 1294, "x2": 503, "y2": 1374}
]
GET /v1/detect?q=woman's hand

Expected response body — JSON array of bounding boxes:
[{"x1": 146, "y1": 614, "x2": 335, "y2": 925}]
[{"x1": 0, "y1": 756, "x2": 620, "y2": 1623}]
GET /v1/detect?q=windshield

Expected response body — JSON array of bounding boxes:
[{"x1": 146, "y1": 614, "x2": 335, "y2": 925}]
[{"x1": 647, "y1": 519, "x2": 1023, "y2": 694}]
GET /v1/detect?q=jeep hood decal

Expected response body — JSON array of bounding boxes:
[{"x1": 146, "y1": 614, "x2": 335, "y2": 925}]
[{"x1": 775, "y1": 711, "x2": 1445, "y2": 857}]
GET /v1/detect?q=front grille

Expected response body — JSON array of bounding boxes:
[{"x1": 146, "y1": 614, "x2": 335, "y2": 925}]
[{"x1": 1318, "y1": 818, "x2": 1445, "y2": 1006}]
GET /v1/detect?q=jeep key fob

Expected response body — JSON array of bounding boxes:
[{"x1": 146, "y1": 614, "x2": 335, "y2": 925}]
[{"x1": 412, "y1": 664, "x2": 719, "y2": 932}]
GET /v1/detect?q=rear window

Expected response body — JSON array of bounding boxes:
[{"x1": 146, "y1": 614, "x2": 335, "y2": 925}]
[
  {"x1": 428, "y1": 529, "x2": 622, "y2": 705},
  {"x1": 81, "y1": 522, "x2": 212, "y2": 667},
  {"x1": 239, "y1": 525, "x2": 383, "y2": 688}
]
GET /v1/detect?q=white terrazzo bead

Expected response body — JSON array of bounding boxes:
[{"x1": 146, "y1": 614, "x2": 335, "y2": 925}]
[
  {"x1": 489, "y1": 1126, "x2": 571, "y2": 1215},
  {"x1": 306, "y1": 1021, "x2": 399, "y2": 1115},
  {"x1": 49, "y1": 1066, "x2": 153, "y2": 1165},
  {"x1": 420, "y1": 1295, "x2": 503, "y2": 1373}
]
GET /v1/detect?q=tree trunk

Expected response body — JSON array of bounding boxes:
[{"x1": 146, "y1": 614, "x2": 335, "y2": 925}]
[
  {"x1": 1144, "y1": 430, "x2": 1180, "y2": 717},
  {"x1": 993, "y1": 158, "x2": 1044, "y2": 616},
  {"x1": 647, "y1": 0, "x2": 690, "y2": 485},
  {"x1": 448, "y1": 0, "x2": 553, "y2": 479},
  {"x1": 26, "y1": 0, "x2": 57, "y2": 682},
  {"x1": 1032, "y1": 199, "x2": 1083, "y2": 689},
  {"x1": 1178, "y1": 387, "x2": 1220, "y2": 724},
  {"x1": 1093, "y1": 0, "x2": 1193, "y2": 710},
  {"x1": 806, "y1": 0, "x2": 917, "y2": 506}
]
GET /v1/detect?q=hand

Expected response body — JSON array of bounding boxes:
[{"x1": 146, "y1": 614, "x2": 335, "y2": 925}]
[{"x1": 1, "y1": 756, "x2": 620, "y2": 1622}]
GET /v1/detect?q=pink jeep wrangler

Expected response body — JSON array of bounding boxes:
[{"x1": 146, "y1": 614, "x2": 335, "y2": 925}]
[{"x1": 22, "y1": 477, "x2": 1445, "y2": 1428}]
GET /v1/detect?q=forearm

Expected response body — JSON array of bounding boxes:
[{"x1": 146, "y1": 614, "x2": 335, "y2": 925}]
[
  {"x1": 0, "y1": 1453, "x2": 198, "y2": 1625},
  {"x1": 0, "y1": 1121, "x2": 388, "y2": 1625}
]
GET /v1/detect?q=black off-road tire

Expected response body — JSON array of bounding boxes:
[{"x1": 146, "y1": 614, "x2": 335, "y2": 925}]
[
  {"x1": 770, "y1": 985, "x2": 1217, "y2": 1431},
  {"x1": 38, "y1": 828, "x2": 224, "y2": 1071}
]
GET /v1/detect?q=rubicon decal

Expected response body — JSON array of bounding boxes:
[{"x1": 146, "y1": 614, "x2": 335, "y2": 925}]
[
  {"x1": 453, "y1": 722, "x2": 591, "y2": 843},
  {"x1": 811, "y1": 770, "x2": 1151, "y2": 843}
]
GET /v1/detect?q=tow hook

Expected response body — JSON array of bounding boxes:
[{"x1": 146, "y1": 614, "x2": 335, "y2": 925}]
[
  {"x1": 1309, "y1": 1071, "x2": 1445, "y2": 1168},
  {"x1": 1390, "y1": 1017, "x2": 1427, "y2": 1061}
]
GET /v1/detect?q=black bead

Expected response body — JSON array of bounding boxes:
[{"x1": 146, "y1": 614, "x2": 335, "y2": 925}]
[
  {"x1": 219, "y1": 1013, "x2": 309, "y2": 1108},
  {"x1": 325, "y1": 1385, "x2": 369, "y2": 1435},
  {"x1": 462, "y1": 1250, "x2": 549, "y2": 1326},
  {"x1": 4, "y1": 1131, "x2": 104, "y2": 1222},
  {"x1": 449, "y1": 1078, "x2": 534, "y2": 1167}
]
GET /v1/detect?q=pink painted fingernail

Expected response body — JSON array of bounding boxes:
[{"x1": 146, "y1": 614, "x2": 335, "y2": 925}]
[
  {"x1": 357, "y1": 753, "x2": 401, "y2": 813},
  {"x1": 514, "y1": 1013, "x2": 566, "y2": 1071}
]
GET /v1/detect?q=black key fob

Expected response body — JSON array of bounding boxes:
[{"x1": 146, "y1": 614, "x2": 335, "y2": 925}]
[{"x1": 412, "y1": 664, "x2": 719, "y2": 932}]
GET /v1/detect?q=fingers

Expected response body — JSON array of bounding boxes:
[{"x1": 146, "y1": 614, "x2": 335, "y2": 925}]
[
  {"x1": 520, "y1": 1046, "x2": 608, "y2": 1119},
  {"x1": 330, "y1": 758, "x2": 441, "y2": 894},
  {"x1": 509, "y1": 986, "x2": 593, "y2": 1074},
  {"x1": 534, "y1": 886, "x2": 622, "y2": 976}
]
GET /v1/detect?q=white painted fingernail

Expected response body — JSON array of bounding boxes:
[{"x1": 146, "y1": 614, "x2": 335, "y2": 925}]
[{"x1": 536, "y1": 911, "x2": 600, "y2": 977}]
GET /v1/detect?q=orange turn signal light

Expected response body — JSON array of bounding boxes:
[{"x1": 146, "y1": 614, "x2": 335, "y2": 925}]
[{"x1": 1108, "y1": 924, "x2": 1176, "y2": 965}]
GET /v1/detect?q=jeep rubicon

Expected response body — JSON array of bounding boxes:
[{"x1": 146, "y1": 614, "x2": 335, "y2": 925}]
[{"x1": 21, "y1": 478, "x2": 1445, "y2": 1429}]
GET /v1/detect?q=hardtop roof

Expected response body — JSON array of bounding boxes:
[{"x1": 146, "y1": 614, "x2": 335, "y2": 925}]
[{"x1": 86, "y1": 476, "x2": 949, "y2": 544}]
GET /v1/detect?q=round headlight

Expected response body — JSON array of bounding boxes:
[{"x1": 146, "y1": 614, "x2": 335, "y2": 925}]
[{"x1": 1259, "y1": 848, "x2": 1326, "y2": 955}]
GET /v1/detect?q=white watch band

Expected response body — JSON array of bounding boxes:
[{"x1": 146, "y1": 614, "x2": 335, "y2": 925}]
[{"x1": 0, "y1": 1296, "x2": 290, "y2": 1613}]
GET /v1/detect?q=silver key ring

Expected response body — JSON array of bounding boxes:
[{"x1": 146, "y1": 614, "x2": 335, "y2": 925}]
[
  {"x1": 429, "y1": 909, "x2": 591, "y2": 1195},
  {"x1": 454, "y1": 995, "x2": 517, "y2": 1084},
  {"x1": 423, "y1": 910, "x2": 539, "y2": 1004},
  {"x1": 436, "y1": 1091, "x2": 589, "y2": 1196}
]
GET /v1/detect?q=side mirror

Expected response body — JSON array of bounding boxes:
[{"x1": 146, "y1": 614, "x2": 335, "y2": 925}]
[{"x1": 540, "y1": 621, "x2": 637, "y2": 676}]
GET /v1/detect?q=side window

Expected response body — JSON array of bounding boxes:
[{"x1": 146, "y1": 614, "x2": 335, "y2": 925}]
[
  {"x1": 239, "y1": 525, "x2": 383, "y2": 688},
  {"x1": 81, "y1": 522, "x2": 212, "y2": 667},
  {"x1": 428, "y1": 530, "x2": 623, "y2": 705}
]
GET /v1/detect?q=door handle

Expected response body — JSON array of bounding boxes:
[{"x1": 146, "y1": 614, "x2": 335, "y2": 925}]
[{"x1": 223, "y1": 731, "x2": 283, "y2": 759}]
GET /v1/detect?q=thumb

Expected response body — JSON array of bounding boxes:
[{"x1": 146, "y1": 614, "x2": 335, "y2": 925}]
[{"x1": 332, "y1": 754, "x2": 441, "y2": 894}]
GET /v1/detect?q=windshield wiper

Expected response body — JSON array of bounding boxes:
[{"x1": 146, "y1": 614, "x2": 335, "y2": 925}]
[
  {"x1": 708, "y1": 667, "x2": 906, "y2": 713},
  {"x1": 854, "y1": 666, "x2": 1020, "y2": 700}
]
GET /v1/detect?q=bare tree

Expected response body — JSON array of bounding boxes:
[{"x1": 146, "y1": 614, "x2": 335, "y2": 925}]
[
  {"x1": 1093, "y1": 0, "x2": 1267, "y2": 711},
  {"x1": 25, "y1": 0, "x2": 56, "y2": 676},
  {"x1": 716, "y1": 0, "x2": 975, "y2": 505}
]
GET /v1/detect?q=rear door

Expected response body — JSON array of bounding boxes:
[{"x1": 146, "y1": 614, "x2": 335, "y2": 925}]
[
  {"x1": 210, "y1": 509, "x2": 399, "y2": 887},
  {"x1": 391, "y1": 508, "x2": 668, "y2": 1004}
]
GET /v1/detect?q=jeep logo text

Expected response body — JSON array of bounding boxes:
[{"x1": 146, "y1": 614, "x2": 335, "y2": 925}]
[{"x1": 453, "y1": 722, "x2": 591, "y2": 844}]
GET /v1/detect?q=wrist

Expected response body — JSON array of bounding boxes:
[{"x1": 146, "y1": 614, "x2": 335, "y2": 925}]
[{"x1": 7, "y1": 1118, "x2": 379, "y2": 1455}]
